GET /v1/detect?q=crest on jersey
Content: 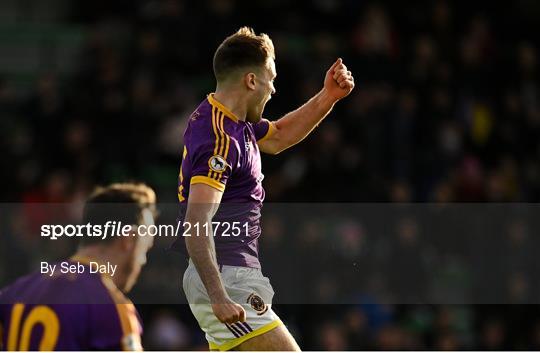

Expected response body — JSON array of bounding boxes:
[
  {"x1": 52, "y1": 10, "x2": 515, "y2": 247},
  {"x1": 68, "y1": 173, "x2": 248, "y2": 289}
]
[
  {"x1": 247, "y1": 293, "x2": 268, "y2": 315},
  {"x1": 208, "y1": 155, "x2": 227, "y2": 172}
]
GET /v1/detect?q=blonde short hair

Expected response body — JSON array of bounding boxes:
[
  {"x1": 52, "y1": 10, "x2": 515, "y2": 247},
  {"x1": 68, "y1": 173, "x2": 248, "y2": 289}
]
[{"x1": 213, "y1": 27, "x2": 275, "y2": 82}]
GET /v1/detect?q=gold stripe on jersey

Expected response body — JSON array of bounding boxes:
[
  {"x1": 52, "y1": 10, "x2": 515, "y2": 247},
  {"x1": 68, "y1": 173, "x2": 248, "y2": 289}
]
[
  {"x1": 217, "y1": 111, "x2": 226, "y2": 159},
  {"x1": 209, "y1": 106, "x2": 220, "y2": 180},
  {"x1": 212, "y1": 108, "x2": 221, "y2": 156},
  {"x1": 215, "y1": 112, "x2": 230, "y2": 183},
  {"x1": 223, "y1": 116, "x2": 231, "y2": 163},
  {"x1": 207, "y1": 104, "x2": 232, "y2": 184},
  {"x1": 216, "y1": 111, "x2": 226, "y2": 180}
]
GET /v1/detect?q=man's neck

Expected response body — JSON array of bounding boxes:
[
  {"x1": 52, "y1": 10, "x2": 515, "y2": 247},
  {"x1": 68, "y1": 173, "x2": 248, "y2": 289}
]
[
  {"x1": 213, "y1": 87, "x2": 247, "y2": 122},
  {"x1": 73, "y1": 247, "x2": 110, "y2": 265}
]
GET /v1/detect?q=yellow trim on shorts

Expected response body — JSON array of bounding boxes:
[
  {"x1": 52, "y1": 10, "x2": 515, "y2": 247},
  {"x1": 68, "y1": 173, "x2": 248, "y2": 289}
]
[
  {"x1": 191, "y1": 175, "x2": 225, "y2": 192},
  {"x1": 208, "y1": 319, "x2": 283, "y2": 351}
]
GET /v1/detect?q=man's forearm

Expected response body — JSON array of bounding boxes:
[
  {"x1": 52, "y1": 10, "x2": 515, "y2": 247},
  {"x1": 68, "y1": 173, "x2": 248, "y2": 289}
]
[
  {"x1": 274, "y1": 88, "x2": 336, "y2": 149},
  {"x1": 184, "y1": 217, "x2": 227, "y2": 303}
]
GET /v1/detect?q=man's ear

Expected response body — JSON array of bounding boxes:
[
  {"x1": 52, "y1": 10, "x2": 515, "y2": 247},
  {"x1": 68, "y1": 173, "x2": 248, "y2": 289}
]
[{"x1": 244, "y1": 72, "x2": 256, "y2": 90}]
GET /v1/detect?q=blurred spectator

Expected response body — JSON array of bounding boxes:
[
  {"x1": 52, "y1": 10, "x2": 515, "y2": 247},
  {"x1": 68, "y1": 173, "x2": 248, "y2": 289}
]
[
  {"x1": 146, "y1": 309, "x2": 191, "y2": 350},
  {"x1": 317, "y1": 322, "x2": 348, "y2": 350},
  {"x1": 478, "y1": 319, "x2": 507, "y2": 350}
]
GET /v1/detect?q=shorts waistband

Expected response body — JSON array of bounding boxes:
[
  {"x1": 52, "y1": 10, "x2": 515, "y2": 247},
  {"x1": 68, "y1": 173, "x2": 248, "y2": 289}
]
[
  {"x1": 186, "y1": 259, "x2": 225, "y2": 272},
  {"x1": 187, "y1": 258, "x2": 258, "y2": 272}
]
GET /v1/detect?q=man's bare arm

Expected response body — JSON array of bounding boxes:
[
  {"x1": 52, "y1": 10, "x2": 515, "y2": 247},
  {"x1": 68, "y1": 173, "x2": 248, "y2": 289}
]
[
  {"x1": 184, "y1": 183, "x2": 245, "y2": 323},
  {"x1": 258, "y1": 58, "x2": 355, "y2": 154}
]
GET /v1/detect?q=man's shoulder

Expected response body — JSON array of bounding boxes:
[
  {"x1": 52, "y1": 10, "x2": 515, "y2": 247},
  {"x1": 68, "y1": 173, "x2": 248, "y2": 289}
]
[
  {"x1": 185, "y1": 99, "x2": 242, "y2": 147},
  {"x1": 185, "y1": 99, "x2": 214, "y2": 134},
  {"x1": 189, "y1": 98, "x2": 212, "y2": 121}
]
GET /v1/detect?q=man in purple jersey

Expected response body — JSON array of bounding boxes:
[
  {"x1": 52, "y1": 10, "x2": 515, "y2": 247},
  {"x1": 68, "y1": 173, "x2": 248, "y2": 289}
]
[
  {"x1": 174, "y1": 27, "x2": 354, "y2": 351},
  {"x1": 0, "y1": 183, "x2": 156, "y2": 351}
]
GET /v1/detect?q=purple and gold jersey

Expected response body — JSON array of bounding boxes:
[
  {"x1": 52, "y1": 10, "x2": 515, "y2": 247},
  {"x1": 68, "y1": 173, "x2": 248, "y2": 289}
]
[
  {"x1": 0, "y1": 257, "x2": 142, "y2": 351},
  {"x1": 171, "y1": 94, "x2": 274, "y2": 268}
]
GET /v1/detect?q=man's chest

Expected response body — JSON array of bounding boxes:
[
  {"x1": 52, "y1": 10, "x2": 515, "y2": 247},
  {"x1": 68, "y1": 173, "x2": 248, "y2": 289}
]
[{"x1": 232, "y1": 127, "x2": 263, "y2": 183}]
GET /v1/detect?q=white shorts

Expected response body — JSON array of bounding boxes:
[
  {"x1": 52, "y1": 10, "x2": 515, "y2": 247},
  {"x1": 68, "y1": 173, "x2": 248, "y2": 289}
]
[{"x1": 183, "y1": 260, "x2": 283, "y2": 351}]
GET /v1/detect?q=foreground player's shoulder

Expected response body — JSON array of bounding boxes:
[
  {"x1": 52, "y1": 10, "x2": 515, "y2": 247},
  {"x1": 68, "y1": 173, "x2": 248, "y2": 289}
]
[
  {"x1": 0, "y1": 271, "x2": 45, "y2": 302},
  {"x1": 89, "y1": 276, "x2": 142, "y2": 351}
]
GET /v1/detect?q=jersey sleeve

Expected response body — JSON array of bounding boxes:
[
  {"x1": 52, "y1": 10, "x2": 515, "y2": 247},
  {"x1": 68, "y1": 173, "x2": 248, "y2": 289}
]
[
  {"x1": 253, "y1": 119, "x2": 276, "y2": 142},
  {"x1": 188, "y1": 126, "x2": 239, "y2": 193}
]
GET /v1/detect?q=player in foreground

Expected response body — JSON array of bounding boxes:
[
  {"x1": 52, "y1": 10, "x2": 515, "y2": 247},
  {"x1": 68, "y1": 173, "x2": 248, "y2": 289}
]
[
  {"x1": 0, "y1": 183, "x2": 156, "y2": 351},
  {"x1": 172, "y1": 27, "x2": 354, "y2": 351}
]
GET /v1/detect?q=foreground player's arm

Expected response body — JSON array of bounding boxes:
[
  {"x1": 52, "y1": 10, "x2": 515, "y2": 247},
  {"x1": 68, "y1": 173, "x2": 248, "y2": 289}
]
[
  {"x1": 184, "y1": 184, "x2": 246, "y2": 324},
  {"x1": 258, "y1": 58, "x2": 354, "y2": 154}
]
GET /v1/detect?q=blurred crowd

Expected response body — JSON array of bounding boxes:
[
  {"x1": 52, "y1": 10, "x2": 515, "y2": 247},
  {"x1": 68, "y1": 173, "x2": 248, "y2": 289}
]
[
  {"x1": 2, "y1": 0, "x2": 540, "y2": 350},
  {"x1": 137, "y1": 304, "x2": 540, "y2": 350},
  {"x1": 1, "y1": 0, "x2": 539, "y2": 203}
]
